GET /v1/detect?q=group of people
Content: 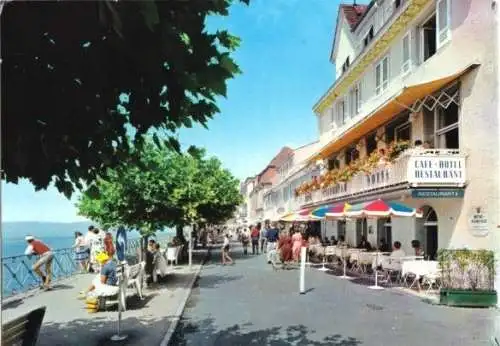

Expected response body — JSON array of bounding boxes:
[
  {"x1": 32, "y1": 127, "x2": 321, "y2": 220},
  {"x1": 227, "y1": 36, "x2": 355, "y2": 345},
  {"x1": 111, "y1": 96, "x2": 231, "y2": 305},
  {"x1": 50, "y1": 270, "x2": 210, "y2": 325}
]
[
  {"x1": 23, "y1": 225, "x2": 116, "y2": 291},
  {"x1": 145, "y1": 239, "x2": 169, "y2": 284},
  {"x1": 73, "y1": 225, "x2": 116, "y2": 273}
]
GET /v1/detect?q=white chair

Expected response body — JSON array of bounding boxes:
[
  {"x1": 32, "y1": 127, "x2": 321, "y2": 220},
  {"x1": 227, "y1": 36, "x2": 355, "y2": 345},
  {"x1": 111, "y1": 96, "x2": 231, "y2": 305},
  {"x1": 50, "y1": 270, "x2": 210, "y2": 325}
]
[
  {"x1": 166, "y1": 246, "x2": 182, "y2": 266},
  {"x1": 126, "y1": 261, "x2": 146, "y2": 299},
  {"x1": 421, "y1": 270, "x2": 442, "y2": 292}
]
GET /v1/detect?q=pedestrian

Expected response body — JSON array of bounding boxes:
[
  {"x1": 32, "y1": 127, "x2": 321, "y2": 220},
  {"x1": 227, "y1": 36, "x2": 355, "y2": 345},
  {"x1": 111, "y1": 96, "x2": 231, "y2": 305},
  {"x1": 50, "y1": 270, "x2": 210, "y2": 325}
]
[
  {"x1": 250, "y1": 224, "x2": 260, "y2": 255},
  {"x1": 241, "y1": 227, "x2": 250, "y2": 255},
  {"x1": 73, "y1": 231, "x2": 89, "y2": 273},
  {"x1": 24, "y1": 235, "x2": 54, "y2": 290},
  {"x1": 89, "y1": 228, "x2": 105, "y2": 273},
  {"x1": 292, "y1": 230, "x2": 303, "y2": 262},
  {"x1": 104, "y1": 232, "x2": 115, "y2": 257},
  {"x1": 260, "y1": 222, "x2": 268, "y2": 253},
  {"x1": 266, "y1": 222, "x2": 280, "y2": 264},
  {"x1": 221, "y1": 234, "x2": 234, "y2": 265}
]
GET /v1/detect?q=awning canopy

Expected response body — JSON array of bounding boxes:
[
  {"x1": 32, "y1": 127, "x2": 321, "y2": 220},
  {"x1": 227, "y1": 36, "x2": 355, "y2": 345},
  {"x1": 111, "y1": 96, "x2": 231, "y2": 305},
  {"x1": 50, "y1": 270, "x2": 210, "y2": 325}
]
[{"x1": 311, "y1": 63, "x2": 479, "y2": 162}]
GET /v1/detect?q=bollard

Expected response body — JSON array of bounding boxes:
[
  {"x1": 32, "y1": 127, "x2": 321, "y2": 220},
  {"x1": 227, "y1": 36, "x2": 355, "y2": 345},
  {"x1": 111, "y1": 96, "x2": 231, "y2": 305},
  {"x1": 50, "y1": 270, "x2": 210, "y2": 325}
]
[
  {"x1": 299, "y1": 246, "x2": 306, "y2": 294},
  {"x1": 111, "y1": 263, "x2": 128, "y2": 341}
]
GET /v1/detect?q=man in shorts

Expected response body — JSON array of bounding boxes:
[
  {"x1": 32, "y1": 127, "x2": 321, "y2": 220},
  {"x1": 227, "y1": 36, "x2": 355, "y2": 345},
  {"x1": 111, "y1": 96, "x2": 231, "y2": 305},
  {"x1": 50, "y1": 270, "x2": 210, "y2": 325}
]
[{"x1": 24, "y1": 235, "x2": 54, "y2": 289}]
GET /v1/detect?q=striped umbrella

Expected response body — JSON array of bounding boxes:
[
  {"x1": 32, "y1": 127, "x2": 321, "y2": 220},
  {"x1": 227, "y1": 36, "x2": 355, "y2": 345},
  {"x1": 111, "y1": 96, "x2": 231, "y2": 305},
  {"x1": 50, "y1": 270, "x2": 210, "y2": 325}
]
[
  {"x1": 324, "y1": 202, "x2": 352, "y2": 218},
  {"x1": 280, "y1": 209, "x2": 321, "y2": 222},
  {"x1": 346, "y1": 199, "x2": 423, "y2": 218},
  {"x1": 311, "y1": 204, "x2": 332, "y2": 218}
]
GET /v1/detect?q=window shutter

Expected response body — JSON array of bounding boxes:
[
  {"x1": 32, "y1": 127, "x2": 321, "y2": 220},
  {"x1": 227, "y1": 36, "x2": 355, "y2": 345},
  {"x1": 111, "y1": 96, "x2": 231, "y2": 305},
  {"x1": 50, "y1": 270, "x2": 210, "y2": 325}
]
[
  {"x1": 402, "y1": 32, "x2": 411, "y2": 74},
  {"x1": 436, "y1": 0, "x2": 450, "y2": 47}
]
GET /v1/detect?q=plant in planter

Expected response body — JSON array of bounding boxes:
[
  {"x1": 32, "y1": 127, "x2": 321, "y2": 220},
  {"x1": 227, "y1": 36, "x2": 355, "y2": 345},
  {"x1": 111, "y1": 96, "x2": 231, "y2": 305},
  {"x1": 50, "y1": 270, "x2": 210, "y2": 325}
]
[
  {"x1": 387, "y1": 140, "x2": 410, "y2": 161},
  {"x1": 438, "y1": 248, "x2": 497, "y2": 307}
]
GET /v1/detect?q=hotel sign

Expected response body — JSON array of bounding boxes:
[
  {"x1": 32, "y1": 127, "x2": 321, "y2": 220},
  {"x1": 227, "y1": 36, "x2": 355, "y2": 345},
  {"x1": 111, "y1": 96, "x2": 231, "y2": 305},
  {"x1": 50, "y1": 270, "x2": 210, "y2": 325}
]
[
  {"x1": 408, "y1": 156, "x2": 466, "y2": 185},
  {"x1": 468, "y1": 207, "x2": 488, "y2": 237},
  {"x1": 411, "y1": 189, "x2": 464, "y2": 198}
]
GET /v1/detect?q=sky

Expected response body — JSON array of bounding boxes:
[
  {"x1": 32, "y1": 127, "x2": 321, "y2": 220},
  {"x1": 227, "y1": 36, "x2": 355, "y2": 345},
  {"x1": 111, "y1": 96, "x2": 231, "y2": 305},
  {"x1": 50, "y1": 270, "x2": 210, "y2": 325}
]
[{"x1": 2, "y1": 0, "x2": 357, "y2": 222}]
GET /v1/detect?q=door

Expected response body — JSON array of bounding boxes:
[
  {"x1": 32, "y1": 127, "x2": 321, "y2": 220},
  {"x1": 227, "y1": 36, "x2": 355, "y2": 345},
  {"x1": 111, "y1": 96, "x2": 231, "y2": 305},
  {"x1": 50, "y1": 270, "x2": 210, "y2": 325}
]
[{"x1": 425, "y1": 225, "x2": 438, "y2": 260}]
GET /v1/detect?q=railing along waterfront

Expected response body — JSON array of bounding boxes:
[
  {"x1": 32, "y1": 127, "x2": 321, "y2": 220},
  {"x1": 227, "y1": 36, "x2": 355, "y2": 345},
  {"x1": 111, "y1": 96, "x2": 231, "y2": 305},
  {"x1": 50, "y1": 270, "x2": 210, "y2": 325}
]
[
  {"x1": 2, "y1": 235, "x2": 172, "y2": 298},
  {"x1": 296, "y1": 149, "x2": 466, "y2": 207}
]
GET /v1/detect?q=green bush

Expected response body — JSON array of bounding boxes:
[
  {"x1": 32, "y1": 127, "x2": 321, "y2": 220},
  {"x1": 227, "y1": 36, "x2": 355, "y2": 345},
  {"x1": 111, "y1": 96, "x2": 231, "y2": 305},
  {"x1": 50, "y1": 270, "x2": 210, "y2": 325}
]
[{"x1": 438, "y1": 249, "x2": 495, "y2": 291}]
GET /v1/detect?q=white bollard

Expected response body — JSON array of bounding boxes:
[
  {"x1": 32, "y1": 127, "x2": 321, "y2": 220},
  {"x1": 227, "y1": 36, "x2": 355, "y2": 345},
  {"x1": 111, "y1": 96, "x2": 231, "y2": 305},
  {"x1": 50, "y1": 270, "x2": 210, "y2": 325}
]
[
  {"x1": 299, "y1": 246, "x2": 306, "y2": 294},
  {"x1": 188, "y1": 234, "x2": 192, "y2": 271}
]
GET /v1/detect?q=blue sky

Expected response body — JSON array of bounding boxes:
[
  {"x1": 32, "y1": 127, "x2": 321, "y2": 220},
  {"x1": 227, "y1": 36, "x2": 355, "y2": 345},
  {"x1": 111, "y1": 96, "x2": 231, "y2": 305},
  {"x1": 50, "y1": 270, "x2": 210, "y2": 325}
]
[{"x1": 2, "y1": 0, "x2": 352, "y2": 222}]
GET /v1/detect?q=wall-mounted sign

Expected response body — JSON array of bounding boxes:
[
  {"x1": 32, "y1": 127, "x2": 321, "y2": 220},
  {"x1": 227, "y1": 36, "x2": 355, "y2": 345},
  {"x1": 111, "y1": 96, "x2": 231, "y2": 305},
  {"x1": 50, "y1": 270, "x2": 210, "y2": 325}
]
[
  {"x1": 407, "y1": 156, "x2": 466, "y2": 185},
  {"x1": 468, "y1": 207, "x2": 488, "y2": 237},
  {"x1": 411, "y1": 188, "x2": 464, "y2": 198}
]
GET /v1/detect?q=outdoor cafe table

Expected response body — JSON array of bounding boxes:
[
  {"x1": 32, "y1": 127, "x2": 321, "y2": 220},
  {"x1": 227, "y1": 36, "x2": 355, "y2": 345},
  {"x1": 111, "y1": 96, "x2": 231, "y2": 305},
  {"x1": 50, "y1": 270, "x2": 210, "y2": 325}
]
[{"x1": 402, "y1": 260, "x2": 439, "y2": 288}]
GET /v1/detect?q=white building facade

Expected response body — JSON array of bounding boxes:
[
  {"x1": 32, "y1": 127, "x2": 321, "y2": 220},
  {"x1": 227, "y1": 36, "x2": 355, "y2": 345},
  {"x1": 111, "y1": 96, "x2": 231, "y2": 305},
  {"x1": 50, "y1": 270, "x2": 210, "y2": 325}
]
[
  {"x1": 244, "y1": 0, "x2": 499, "y2": 290},
  {"x1": 306, "y1": 0, "x2": 499, "y2": 289}
]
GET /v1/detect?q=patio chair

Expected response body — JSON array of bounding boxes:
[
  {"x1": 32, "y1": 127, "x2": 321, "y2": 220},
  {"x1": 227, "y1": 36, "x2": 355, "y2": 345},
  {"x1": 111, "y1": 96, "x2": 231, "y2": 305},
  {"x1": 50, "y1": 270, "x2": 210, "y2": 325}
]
[
  {"x1": 421, "y1": 270, "x2": 442, "y2": 293},
  {"x1": 126, "y1": 261, "x2": 146, "y2": 299}
]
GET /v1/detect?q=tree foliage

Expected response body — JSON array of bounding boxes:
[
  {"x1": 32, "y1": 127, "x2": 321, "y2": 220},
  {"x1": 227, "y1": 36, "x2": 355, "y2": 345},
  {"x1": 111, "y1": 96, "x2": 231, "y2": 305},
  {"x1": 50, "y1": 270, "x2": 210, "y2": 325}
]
[
  {"x1": 2, "y1": 0, "x2": 248, "y2": 197},
  {"x1": 77, "y1": 141, "x2": 242, "y2": 237}
]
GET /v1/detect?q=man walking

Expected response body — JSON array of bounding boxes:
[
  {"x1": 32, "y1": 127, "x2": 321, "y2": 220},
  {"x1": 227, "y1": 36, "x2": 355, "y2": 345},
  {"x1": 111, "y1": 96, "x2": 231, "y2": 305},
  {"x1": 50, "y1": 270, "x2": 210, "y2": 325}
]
[
  {"x1": 24, "y1": 235, "x2": 54, "y2": 289},
  {"x1": 250, "y1": 224, "x2": 260, "y2": 255},
  {"x1": 260, "y1": 222, "x2": 268, "y2": 253},
  {"x1": 266, "y1": 222, "x2": 280, "y2": 264}
]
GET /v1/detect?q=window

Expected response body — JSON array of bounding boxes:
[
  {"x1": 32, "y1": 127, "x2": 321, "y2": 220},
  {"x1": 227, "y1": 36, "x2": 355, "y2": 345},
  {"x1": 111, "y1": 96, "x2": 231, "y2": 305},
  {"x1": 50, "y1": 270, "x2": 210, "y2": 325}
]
[
  {"x1": 345, "y1": 146, "x2": 359, "y2": 165},
  {"x1": 401, "y1": 32, "x2": 411, "y2": 74},
  {"x1": 435, "y1": 85, "x2": 459, "y2": 149},
  {"x1": 327, "y1": 156, "x2": 340, "y2": 170},
  {"x1": 349, "y1": 83, "x2": 361, "y2": 116},
  {"x1": 355, "y1": 83, "x2": 361, "y2": 113},
  {"x1": 342, "y1": 57, "x2": 350, "y2": 74},
  {"x1": 330, "y1": 107, "x2": 335, "y2": 129},
  {"x1": 363, "y1": 26, "x2": 374, "y2": 48},
  {"x1": 437, "y1": 0, "x2": 450, "y2": 47},
  {"x1": 375, "y1": 56, "x2": 389, "y2": 95},
  {"x1": 366, "y1": 133, "x2": 378, "y2": 155},
  {"x1": 421, "y1": 14, "x2": 437, "y2": 62},
  {"x1": 336, "y1": 99, "x2": 345, "y2": 125},
  {"x1": 395, "y1": 0, "x2": 402, "y2": 9},
  {"x1": 386, "y1": 113, "x2": 411, "y2": 143}
]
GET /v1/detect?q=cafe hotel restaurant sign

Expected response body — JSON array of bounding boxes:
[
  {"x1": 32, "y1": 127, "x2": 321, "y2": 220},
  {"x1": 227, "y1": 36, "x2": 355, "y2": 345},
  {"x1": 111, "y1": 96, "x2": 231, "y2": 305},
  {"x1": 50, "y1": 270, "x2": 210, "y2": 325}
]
[{"x1": 408, "y1": 156, "x2": 466, "y2": 185}]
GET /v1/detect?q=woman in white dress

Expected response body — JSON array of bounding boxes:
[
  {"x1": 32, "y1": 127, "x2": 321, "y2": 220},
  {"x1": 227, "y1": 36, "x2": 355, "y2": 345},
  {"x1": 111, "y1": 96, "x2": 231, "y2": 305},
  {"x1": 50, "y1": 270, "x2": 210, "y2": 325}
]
[{"x1": 89, "y1": 228, "x2": 105, "y2": 272}]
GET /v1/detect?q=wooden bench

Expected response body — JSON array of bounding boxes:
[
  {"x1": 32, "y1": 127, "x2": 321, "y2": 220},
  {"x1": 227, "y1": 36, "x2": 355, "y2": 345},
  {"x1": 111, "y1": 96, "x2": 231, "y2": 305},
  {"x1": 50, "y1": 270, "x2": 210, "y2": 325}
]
[{"x1": 2, "y1": 306, "x2": 46, "y2": 346}]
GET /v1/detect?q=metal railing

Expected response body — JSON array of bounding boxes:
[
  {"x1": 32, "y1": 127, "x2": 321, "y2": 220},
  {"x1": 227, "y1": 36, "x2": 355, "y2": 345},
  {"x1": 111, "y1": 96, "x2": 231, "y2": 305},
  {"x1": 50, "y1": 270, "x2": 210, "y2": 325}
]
[
  {"x1": 2, "y1": 248, "x2": 79, "y2": 298},
  {"x1": 2, "y1": 235, "x2": 172, "y2": 298}
]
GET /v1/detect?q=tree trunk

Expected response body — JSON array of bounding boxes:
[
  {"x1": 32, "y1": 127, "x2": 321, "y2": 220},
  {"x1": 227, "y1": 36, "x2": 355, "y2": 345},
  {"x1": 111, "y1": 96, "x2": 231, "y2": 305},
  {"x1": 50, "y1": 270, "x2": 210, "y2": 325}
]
[
  {"x1": 176, "y1": 225, "x2": 186, "y2": 244},
  {"x1": 140, "y1": 234, "x2": 149, "y2": 263}
]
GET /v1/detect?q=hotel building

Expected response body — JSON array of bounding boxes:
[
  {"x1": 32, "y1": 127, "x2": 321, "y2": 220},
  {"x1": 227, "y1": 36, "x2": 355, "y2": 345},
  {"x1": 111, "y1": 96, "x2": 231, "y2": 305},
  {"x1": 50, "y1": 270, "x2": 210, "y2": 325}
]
[{"x1": 256, "y1": 0, "x2": 499, "y2": 290}]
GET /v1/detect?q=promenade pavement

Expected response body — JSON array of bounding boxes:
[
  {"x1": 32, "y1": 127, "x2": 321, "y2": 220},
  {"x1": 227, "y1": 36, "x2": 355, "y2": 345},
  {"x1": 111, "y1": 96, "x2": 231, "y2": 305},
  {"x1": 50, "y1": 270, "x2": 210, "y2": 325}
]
[
  {"x1": 2, "y1": 248, "x2": 208, "y2": 346},
  {"x1": 171, "y1": 244, "x2": 497, "y2": 346}
]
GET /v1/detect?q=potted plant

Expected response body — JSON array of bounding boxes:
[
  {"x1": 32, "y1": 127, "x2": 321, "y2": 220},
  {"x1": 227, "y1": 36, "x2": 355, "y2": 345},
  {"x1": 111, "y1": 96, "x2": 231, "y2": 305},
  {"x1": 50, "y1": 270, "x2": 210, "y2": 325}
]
[{"x1": 438, "y1": 249, "x2": 497, "y2": 307}]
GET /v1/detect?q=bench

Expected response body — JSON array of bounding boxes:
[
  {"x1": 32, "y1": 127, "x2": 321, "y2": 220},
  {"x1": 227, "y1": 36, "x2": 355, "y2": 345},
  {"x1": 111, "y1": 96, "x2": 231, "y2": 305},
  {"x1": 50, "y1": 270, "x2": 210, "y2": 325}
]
[{"x1": 2, "y1": 306, "x2": 46, "y2": 346}]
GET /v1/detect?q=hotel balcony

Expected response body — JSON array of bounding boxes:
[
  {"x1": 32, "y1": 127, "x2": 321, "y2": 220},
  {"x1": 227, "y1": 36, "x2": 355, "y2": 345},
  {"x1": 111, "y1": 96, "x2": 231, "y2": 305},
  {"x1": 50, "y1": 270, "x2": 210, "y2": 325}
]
[{"x1": 297, "y1": 149, "x2": 466, "y2": 207}]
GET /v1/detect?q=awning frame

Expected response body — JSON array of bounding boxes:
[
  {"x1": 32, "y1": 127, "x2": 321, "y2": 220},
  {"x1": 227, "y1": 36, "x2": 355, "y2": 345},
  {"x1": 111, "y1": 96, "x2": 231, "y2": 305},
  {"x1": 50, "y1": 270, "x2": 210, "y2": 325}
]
[{"x1": 311, "y1": 63, "x2": 479, "y2": 162}]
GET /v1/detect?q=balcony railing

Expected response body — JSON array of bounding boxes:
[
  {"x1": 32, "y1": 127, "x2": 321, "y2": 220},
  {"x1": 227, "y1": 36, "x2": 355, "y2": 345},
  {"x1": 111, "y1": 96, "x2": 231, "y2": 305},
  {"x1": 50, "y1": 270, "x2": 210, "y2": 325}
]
[
  {"x1": 297, "y1": 149, "x2": 466, "y2": 207},
  {"x1": 1, "y1": 236, "x2": 173, "y2": 298}
]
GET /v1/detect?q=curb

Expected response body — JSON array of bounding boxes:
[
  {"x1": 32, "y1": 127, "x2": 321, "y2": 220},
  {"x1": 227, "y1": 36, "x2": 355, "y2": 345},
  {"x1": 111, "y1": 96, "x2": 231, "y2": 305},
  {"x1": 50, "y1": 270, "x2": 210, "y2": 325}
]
[{"x1": 159, "y1": 247, "x2": 211, "y2": 346}]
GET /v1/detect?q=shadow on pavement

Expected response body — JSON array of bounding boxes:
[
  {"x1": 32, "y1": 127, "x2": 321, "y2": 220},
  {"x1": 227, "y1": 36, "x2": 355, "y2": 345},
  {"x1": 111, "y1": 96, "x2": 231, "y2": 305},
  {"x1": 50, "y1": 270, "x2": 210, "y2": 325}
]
[
  {"x1": 2, "y1": 297, "x2": 24, "y2": 310},
  {"x1": 194, "y1": 274, "x2": 243, "y2": 289},
  {"x1": 170, "y1": 317, "x2": 362, "y2": 346},
  {"x1": 39, "y1": 315, "x2": 167, "y2": 346}
]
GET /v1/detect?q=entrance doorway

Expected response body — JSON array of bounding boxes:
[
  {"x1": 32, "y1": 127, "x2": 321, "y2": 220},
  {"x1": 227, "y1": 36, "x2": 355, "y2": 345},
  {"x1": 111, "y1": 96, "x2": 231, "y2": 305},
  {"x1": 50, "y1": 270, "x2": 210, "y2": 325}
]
[
  {"x1": 356, "y1": 218, "x2": 368, "y2": 246},
  {"x1": 423, "y1": 206, "x2": 438, "y2": 260},
  {"x1": 377, "y1": 217, "x2": 392, "y2": 250}
]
